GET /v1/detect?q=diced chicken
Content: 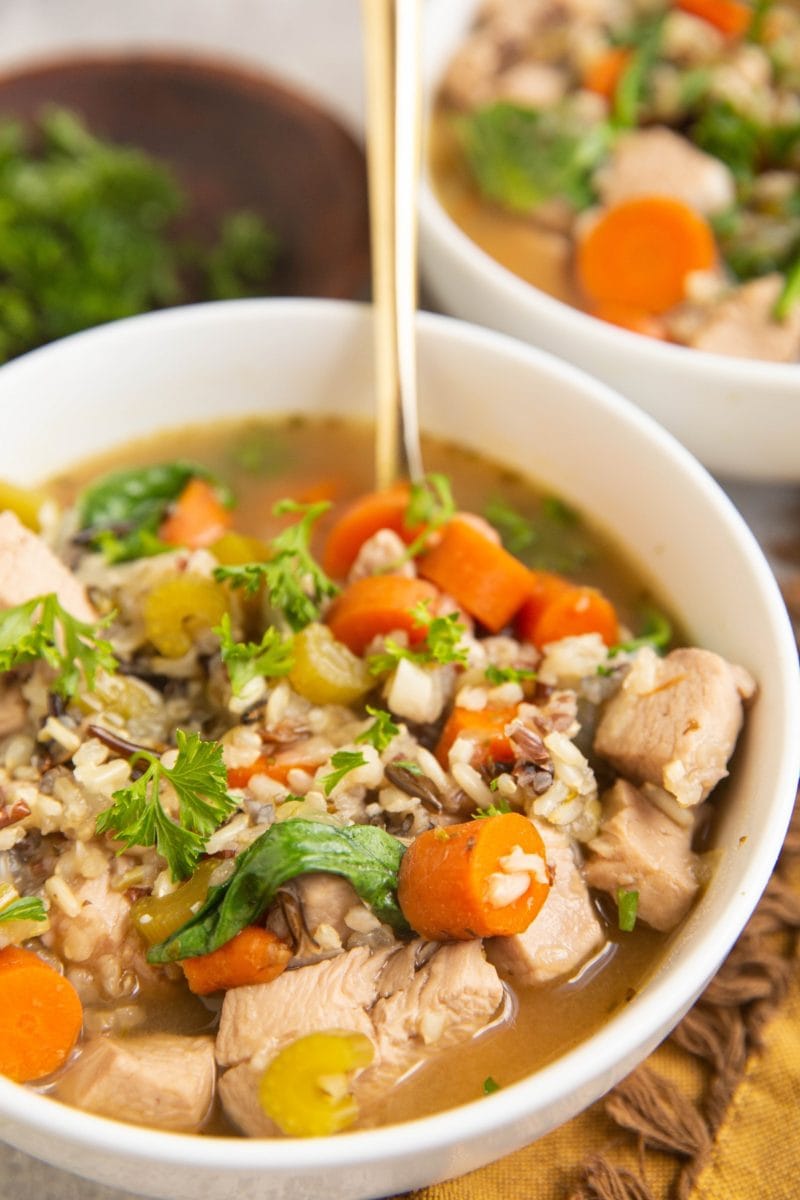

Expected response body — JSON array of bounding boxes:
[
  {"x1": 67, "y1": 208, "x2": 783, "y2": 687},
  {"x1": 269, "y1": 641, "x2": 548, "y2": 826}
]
[
  {"x1": 495, "y1": 62, "x2": 567, "y2": 109},
  {"x1": 386, "y1": 658, "x2": 455, "y2": 725},
  {"x1": 56, "y1": 1034, "x2": 215, "y2": 1132},
  {"x1": 593, "y1": 127, "x2": 735, "y2": 215},
  {"x1": 487, "y1": 821, "x2": 605, "y2": 984},
  {"x1": 0, "y1": 681, "x2": 27, "y2": 738},
  {"x1": 594, "y1": 647, "x2": 755, "y2": 807},
  {"x1": 349, "y1": 529, "x2": 415, "y2": 583},
  {"x1": 584, "y1": 779, "x2": 701, "y2": 931},
  {"x1": 218, "y1": 1063, "x2": 279, "y2": 1138},
  {"x1": 217, "y1": 940, "x2": 503, "y2": 1135},
  {"x1": 684, "y1": 275, "x2": 800, "y2": 363},
  {"x1": 0, "y1": 511, "x2": 96, "y2": 622},
  {"x1": 441, "y1": 31, "x2": 505, "y2": 110}
]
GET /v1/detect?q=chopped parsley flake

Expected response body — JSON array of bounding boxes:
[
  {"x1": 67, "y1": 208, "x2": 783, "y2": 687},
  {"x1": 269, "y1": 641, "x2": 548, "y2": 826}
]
[
  {"x1": 320, "y1": 750, "x2": 367, "y2": 796},
  {"x1": 617, "y1": 888, "x2": 639, "y2": 933},
  {"x1": 356, "y1": 707, "x2": 400, "y2": 753}
]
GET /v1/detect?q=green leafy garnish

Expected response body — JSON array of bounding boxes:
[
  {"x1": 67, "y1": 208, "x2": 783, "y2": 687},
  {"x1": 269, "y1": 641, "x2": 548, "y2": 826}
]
[
  {"x1": 399, "y1": 473, "x2": 456, "y2": 562},
  {"x1": 692, "y1": 100, "x2": 800, "y2": 185},
  {"x1": 77, "y1": 460, "x2": 233, "y2": 563},
  {"x1": 485, "y1": 495, "x2": 593, "y2": 573},
  {"x1": 214, "y1": 499, "x2": 338, "y2": 631},
  {"x1": 458, "y1": 102, "x2": 612, "y2": 214},
  {"x1": 146, "y1": 818, "x2": 409, "y2": 961},
  {"x1": 356, "y1": 707, "x2": 400, "y2": 753},
  {"x1": 392, "y1": 759, "x2": 423, "y2": 775},
  {"x1": 482, "y1": 1076, "x2": 501, "y2": 1095},
  {"x1": 617, "y1": 888, "x2": 639, "y2": 932},
  {"x1": 0, "y1": 593, "x2": 117, "y2": 698},
  {"x1": 214, "y1": 612, "x2": 294, "y2": 696},
  {"x1": 610, "y1": 606, "x2": 672, "y2": 657},
  {"x1": 775, "y1": 255, "x2": 800, "y2": 320},
  {"x1": 367, "y1": 606, "x2": 468, "y2": 675},
  {"x1": 0, "y1": 107, "x2": 279, "y2": 367},
  {"x1": 485, "y1": 664, "x2": 536, "y2": 686},
  {"x1": 0, "y1": 896, "x2": 47, "y2": 924},
  {"x1": 320, "y1": 750, "x2": 368, "y2": 796},
  {"x1": 612, "y1": 15, "x2": 665, "y2": 129},
  {"x1": 96, "y1": 730, "x2": 237, "y2": 881},
  {"x1": 472, "y1": 800, "x2": 512, "y2": 819}
]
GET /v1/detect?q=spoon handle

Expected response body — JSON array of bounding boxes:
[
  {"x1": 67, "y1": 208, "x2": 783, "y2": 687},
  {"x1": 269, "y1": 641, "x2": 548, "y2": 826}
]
[{"x1": 362, "y1": 0, "x2": 424, "y2": 489}]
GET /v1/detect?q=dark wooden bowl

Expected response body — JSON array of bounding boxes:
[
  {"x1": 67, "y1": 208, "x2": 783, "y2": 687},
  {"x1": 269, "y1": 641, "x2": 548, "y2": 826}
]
[{"x1": 0, "y1": 53, "x2": 370, "y2": 300}]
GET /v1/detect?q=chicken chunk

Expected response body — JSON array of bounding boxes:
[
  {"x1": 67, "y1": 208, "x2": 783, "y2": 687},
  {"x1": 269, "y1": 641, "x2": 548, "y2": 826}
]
[
  {"x1": 685, "y1": 275, "x2": 800, "y2": 363},
  {"x1": 593, "y1": 127, "x2": 735, "y2": 215},
  {"x1": 487, "y1": 822, "x2": 605, "y2": 984},
  {"x1": 217, "y1": 940, "x2": 504, "y2": 1134},
  {"x1": 0, "y1": 511, "x2": 96, "y2": 622},
  {"x1": 56, "y1": 1034, "x2": 215, "y2": 1132},
  {"x1": 594, "y1": 647, "x2": 755, "y2": 807},
  {"x1": 584, "y1": 779, "x2": 701, "y2": 931}
]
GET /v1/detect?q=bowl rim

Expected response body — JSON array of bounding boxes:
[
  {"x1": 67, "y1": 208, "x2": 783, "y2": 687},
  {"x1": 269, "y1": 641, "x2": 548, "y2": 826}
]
[
  {"x1": 418, "y1": 0, "x2": 800, "y2": 390},
  {"x1": 0, "y1": 297, "x2": 797, "y2": 1174}
]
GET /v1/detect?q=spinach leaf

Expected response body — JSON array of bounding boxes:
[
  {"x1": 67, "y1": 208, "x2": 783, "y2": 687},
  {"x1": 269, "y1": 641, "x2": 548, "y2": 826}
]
[
  {"x1": 457, "y1": 102, "x2": 612, "y2": 214},
  {"x1": 146, "y1": 818, "x2": 409, "y2": 962},
  {"x1": 77, "y1": 460, "x2": 233, "y2": 563}
]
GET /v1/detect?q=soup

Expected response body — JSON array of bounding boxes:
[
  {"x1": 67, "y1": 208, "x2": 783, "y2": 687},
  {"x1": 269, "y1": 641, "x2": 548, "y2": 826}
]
[
  {"x1": 431, "y1": 0, "x2": 800, "y2": 361},
  {"x1": 0, "y1": 415, "x2": 753, "y2": 1135}
]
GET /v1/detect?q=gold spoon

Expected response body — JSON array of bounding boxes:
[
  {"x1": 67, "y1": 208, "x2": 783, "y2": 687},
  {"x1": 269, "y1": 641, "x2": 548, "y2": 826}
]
[{"x1": 361, "y1": 0, "x2": 425, "y2": 489}]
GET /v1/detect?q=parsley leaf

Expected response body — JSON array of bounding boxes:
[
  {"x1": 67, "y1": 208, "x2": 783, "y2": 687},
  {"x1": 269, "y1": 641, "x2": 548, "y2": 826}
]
[
  {"x1": 96, "y1": 730, "x2": 237, "y2": 880},
  {"x1": 214, "y1": 499, "x2": 338, "y2": 631},
  {"x1": 320, "y1": 750, "x2": 368, "y2": 796},
  {"x1": 392, "y1": 759, "x2": 423, "y2": 775},
  {"x1": 617, "y1": 888, "x2": 639, "y2": 932},
  {"x1": 485, "y1": 664, "x2": 536, "y2": 685},
  {"x1": 77, "y1": 460, "x2": 233, "y2": 563},
  {"x1": 610, "y1": 606, "x2": 672, "y2": 657},
  {"x1": 214, "y1": 612, "x2": 294, "y2": 696},
  {"x1": 399, "y1": 472, "x2": 456, "y2": 562},
  {"x1": 368, "y1": 605, "x2": 468, "y2": 676},
  {"x1": 472, "y1": 800, "x2": 512, "y2": 819},
  {"x1": 0, "y1": 593, "x2": 117, "y2": 698},
  {"x1": 356, "y1": 706, "x2": 400, "y2": 753},
  {"x1": 0, "y1": 896, "x2": 47, "y2": 923},
  {"x1": 482, "y1": 1076, "x2": 501, "y2": 1095}
]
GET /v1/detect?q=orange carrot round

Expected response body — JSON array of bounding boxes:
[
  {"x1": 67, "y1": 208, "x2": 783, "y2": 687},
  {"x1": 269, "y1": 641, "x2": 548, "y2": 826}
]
[
  {"x1": 418, "y1": 517, "x2": 534, "y2": 632},
  {"x1": 435, "y1": 704, "x2": 520, "y2": 769},
  {"x1": 676, "y1": 0, "x2": 751, "y2": 37},
  {"x1": 398, "y1": 813, "x2": 550, "y2": 941},
  {"x1": 325, "y1": 575, "x2": 439, "y2": 657},
  {"x1": 576, "y1": 196, "x2": 716, "y2": 314},
  {"x1": 322, "y1": 485, "x2": 416, "y2": 579},
  {"x1": 583, "y1": 46, "x2": 633, "y2": 99},
  {"x1": 0, "y1": 946, "x2": 83, "y2": 1082},
  {"x1": 514, "y1": 570, "x2": 573, "y2": 643},
  {"x1": 529, "y1": 585, "x2": 619, "y2": 649},
  {"x1": 181, "y1": 926, "x2": 292, "y2": 995},
  {"x1": 159, "y1": 477, "x2": 233, "y2": 549}
]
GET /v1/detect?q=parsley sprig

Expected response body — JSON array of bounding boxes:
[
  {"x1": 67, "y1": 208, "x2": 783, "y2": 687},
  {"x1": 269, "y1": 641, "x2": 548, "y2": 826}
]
[
  {"x1": 320, "y1": 749, "x2": 367, "y2": 796},
  {"x1": 356, "y1": 707, "x2": 400, "y2": 753},
  {"x1": 214, "y1": 612, "x2": 294, "y2": 696},
  {"x1": 214, "y1": 499, "x2": 338, "y2": 631},
  {"x1": 0, "y1": 593, "x2": 117, "y2": 698},
  {"x1": 96, "y1": 730, "x2": 238, "y2": 880},
  {"x1": 485, "y1": 664, "x2": 536, "y2": 686},
  {"x1": 367, "y1": 603, "x2": 468, "y2": 675},
  {"x1": 0, "y1": 896, "x2": 47, "y2": 924},
  {"x1": 399, "y1": 473, "x2": 456, "y2": 562}
]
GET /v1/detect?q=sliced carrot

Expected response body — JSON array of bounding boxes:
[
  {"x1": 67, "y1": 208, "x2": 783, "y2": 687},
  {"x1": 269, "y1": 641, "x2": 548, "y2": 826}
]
[
  {"x1": 583, "y1": 46, "x2": 633, "y2": 99},
  {"x1": 322, "y1": 485, "x2": 416, "y2": 579},
  {"x1": 325, "y1": 575, "x2": 439, "y2": 657},
  {"x1": 398, "y1": 813, "x2": 550, "y2": 941},
  {"x1": 159, "y1": 477, "x2": 233, "y2": 549},
  {"x1": 676, "y1": 0, "x2": 751, "y2": 37},
  {"x1": 181, "y1": 926, "x2": 292, "y2": 995},
  {"x1": 576, "y1": 196, "x2": 716, "y2": 314},
  {"x1": 435, "y1": 705, "x2": 519, "y2": 769},
  {"x1": 591, "y1": 301, "x2": 669, "y2": 340},
  {"x1": 227, "y1": 753, "x2": 326, "y2": 789},
  {"x1": 528, "y1": 585, "x2": 619, "y2": 649},
  {"x1": 0, "y1": 946, "x2": 83, "y2": 1082},
  {"x1": 514, "y1": 570, "x2": 572, "y2": 643},
  {"x1": 417, "y1": 517, "x2": 534, "y2": 633}
]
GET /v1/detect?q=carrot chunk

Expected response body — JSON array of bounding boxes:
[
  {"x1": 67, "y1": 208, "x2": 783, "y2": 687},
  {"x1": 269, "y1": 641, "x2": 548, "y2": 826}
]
[
  {"x1": 514, "y1": 570, "x2": 573, "y2": 643},
  {"x1": 322, "y1": 485, "x2": 418, "y2": 579},
  {"x1": 227, "y1": 753, "x2": 325, "y2": 789},
  {"x1": 576, "y1": 196, "x2": 716, "y2": 314},
  {"x1": 591, "y1": 301, "x2": 669, "y2": 340},
  {"x1": 181, "y1": 926, "x2": 292, "y2": 995},
  {"x1": 0, "y1": 946, "x2": 83, "y2": 1082},
  {"x1": 398, "y1": 813, "x2": 550, "y2": 941},
  {"x1": 325, "y1": 575, "x2": 439, "y2": 657},
  {"x1": 528, "y1": 585, "x2": 619, "y2": 649},
  {"x1": 159, "y1": 477, "x2": 233, "y2": 549},
  {"x1": 417, "y1": 517, "x2": 533, "y2": 632},
  {"x1": 676, "y1": 0, "x2": 751, "y2": 37},
  {"x1": 435, "y1": 705, "x2": 520, "y2": 769},
  {"x1": 583, "y1": 46, "x2": 633, "y2": 98}
]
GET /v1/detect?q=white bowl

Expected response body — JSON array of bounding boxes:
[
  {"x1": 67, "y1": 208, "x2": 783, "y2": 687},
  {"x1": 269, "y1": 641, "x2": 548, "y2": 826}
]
[
  {"x1": 419, "y1": 0, "x2": 800, "y2": 483},
  {"x1": 0, "y1": 299, "x2": 796, "y2": 1199}
]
